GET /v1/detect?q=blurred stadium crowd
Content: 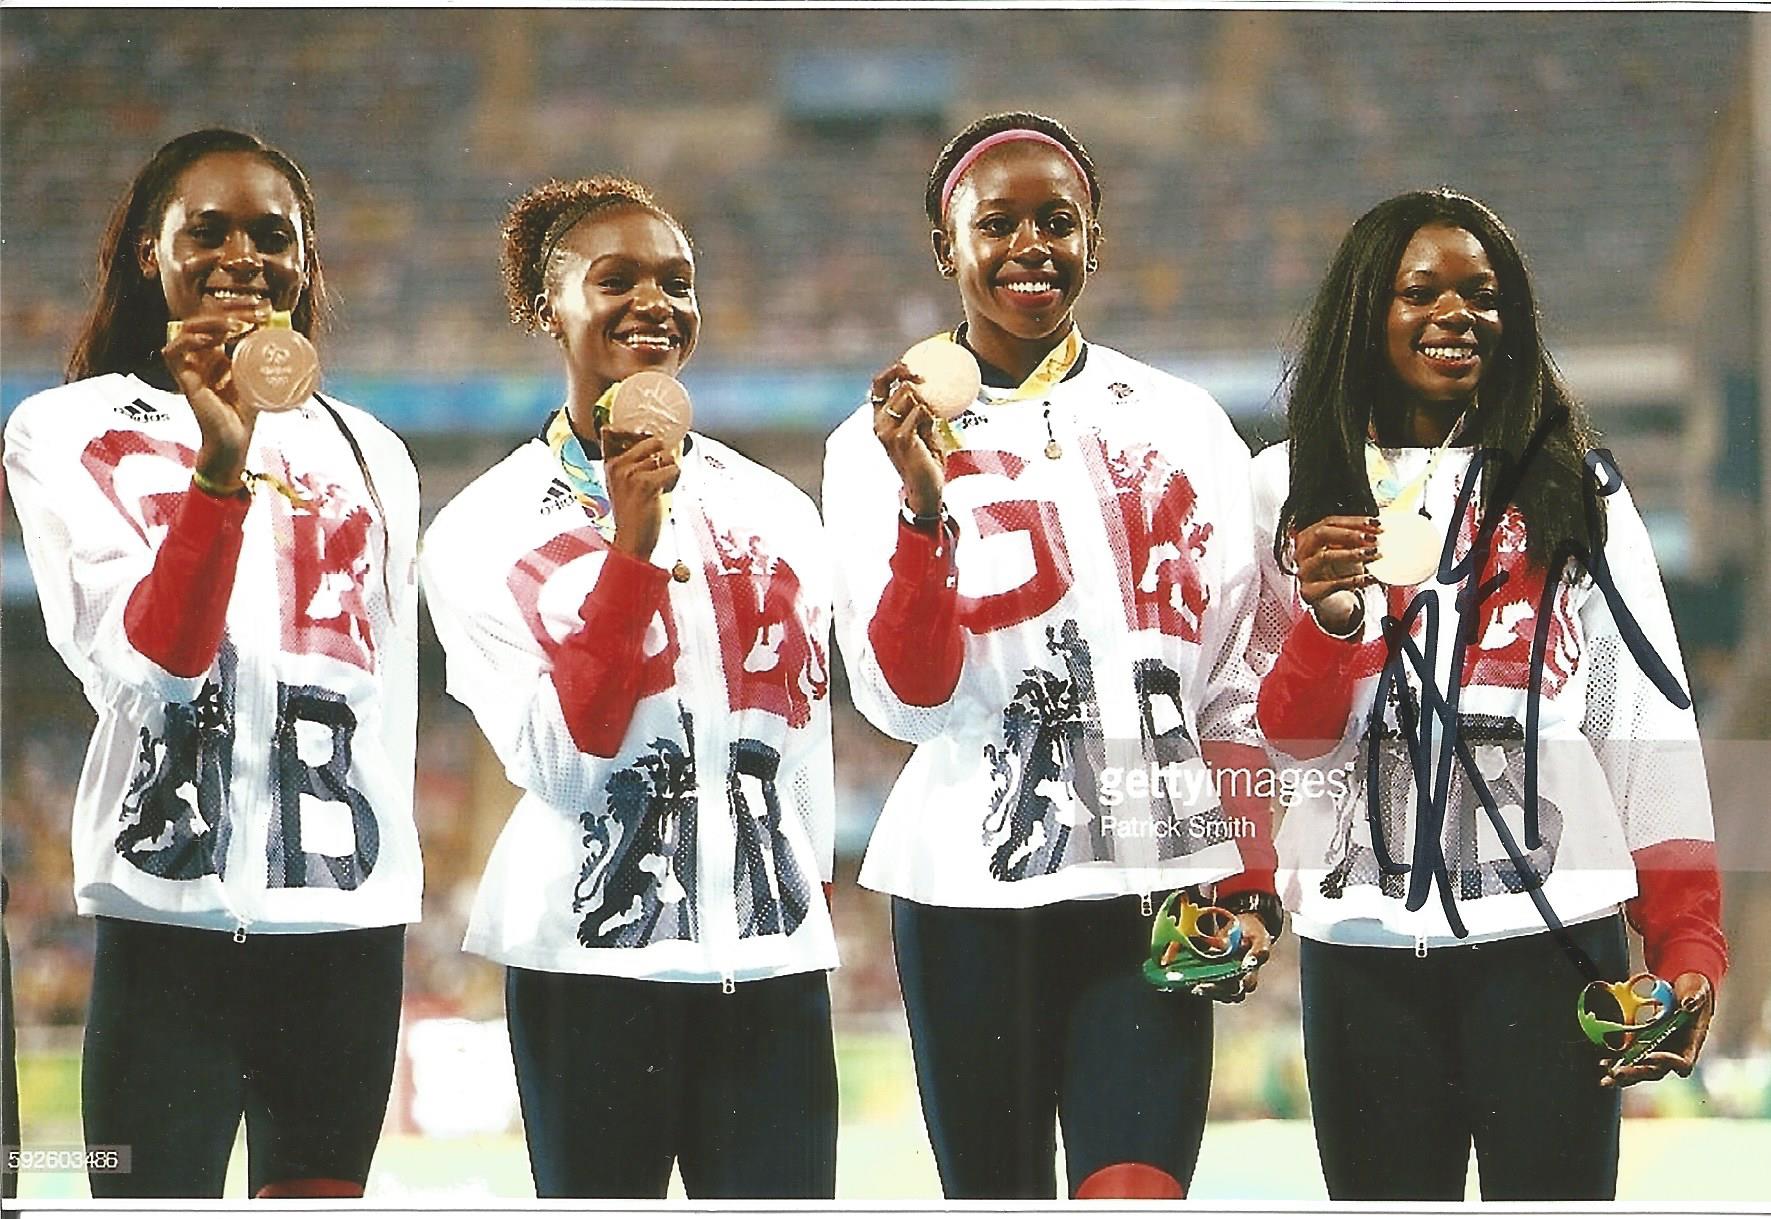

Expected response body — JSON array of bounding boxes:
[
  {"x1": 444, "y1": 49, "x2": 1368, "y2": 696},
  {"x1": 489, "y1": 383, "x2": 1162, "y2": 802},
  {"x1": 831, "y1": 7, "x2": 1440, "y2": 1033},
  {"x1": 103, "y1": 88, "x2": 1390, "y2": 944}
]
[
  {"x1": 4, "y1": 6, "x2": 1766, "y2": 1130},
  {"x1": 1, "y1": 9, "x2": 1739, "y2": 370}
]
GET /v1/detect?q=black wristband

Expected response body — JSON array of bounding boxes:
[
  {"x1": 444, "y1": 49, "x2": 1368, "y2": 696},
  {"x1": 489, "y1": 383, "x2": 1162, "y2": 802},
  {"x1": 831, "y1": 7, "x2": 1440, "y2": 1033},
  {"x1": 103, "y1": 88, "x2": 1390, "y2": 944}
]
[
  {"x1": 900, "y1": 502, "x2": 945, "y2": 532},
  {"x1": 1219, "y1": 889, "x2": 1285, "y2": 940}
]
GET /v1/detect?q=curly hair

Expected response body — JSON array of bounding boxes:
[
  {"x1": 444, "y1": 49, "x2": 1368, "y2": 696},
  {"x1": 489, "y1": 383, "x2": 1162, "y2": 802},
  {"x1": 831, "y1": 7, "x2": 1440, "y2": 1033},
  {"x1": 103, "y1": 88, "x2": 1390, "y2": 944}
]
[
  {"x1": 923, "y1": 110, "x2": 1102, "y2": 226},
  {"x1": 67, "y1": 128, "x2": 329, "y2": 381},
  {"x1": 499, "y1": 176, "x2": 688, "y2": 332},
  {"x1": 1275, "y1": 188, "x2": 1604, "y2": 576}
]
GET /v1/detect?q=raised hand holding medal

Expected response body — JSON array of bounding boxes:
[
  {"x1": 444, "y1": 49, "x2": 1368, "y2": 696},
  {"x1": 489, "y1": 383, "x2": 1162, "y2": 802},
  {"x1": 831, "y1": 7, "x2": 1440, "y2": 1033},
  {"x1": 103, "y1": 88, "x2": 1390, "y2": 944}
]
[
  {"x1": 1364, "y1": 408, "x2": 1469, "y2": 587},
  {"x1": 868, "y1": 339, "x2": 974, "y2": 522},
  {"x1": 602, "y1": 368, "x2": 693, "y2": 453},
  {"x1": 230, "y1": 310, "x2": 319, "y2": 412},
  {"x1": 1290, "y1": 514, "x2": 1382, "y2": 635},
  {"x1": 900, "y1": 334, "x2": 982, "y2": 456},
  {"x1": 592, "y1": 371, "x2": 695, "y2": 582},
  {"x1": 1289, "y1": 412, "x2": 1469, "y2": 635},
  {"x1": 166, "y1": 308, "x2": 318, "y2": 412},
  {"x1": 163, "y1": 303, "x2": 315, "y2": 495}
]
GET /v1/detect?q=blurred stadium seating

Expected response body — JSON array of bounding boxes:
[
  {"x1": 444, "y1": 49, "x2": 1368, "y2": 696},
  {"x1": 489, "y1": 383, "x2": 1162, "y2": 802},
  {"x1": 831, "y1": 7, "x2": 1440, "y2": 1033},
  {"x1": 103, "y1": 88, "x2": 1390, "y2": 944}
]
[{"x1": 0, "y1": 10, "x2": 1745, "y2": 385}]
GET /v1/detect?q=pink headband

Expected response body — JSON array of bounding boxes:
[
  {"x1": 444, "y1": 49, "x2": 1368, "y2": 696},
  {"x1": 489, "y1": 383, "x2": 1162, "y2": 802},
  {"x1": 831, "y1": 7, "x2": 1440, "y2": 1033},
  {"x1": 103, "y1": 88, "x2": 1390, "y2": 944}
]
[{"x1": 938, "y1": 129, "x2": 1090, "y2": 220}]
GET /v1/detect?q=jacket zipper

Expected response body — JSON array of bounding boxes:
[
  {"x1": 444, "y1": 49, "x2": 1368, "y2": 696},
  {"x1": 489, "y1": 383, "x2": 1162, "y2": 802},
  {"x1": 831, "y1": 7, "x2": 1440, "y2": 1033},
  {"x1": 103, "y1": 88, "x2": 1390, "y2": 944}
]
[
  {"x1": 671, "y1": 493, "x2": 740, "y2": 995},
  {"x1": 221, "y1": 463, "x2": 272, "y2": 940}
]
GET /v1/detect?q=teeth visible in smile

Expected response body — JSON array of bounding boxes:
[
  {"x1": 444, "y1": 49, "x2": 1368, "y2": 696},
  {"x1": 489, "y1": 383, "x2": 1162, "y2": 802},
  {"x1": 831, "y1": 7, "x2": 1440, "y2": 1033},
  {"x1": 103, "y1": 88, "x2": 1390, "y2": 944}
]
[
  {"x1": 1421, "y1": 345, "x2": 1474, "y2": 361},
  {"x1": 208, "y1": 288, "x2": 264, "y2": 302},
  {"x1": 1003, "y1": 281, "x2": 1055, "y2": 295},
  {"x1": 621, "y1": 333, "x2": 674, "y2": 349}
]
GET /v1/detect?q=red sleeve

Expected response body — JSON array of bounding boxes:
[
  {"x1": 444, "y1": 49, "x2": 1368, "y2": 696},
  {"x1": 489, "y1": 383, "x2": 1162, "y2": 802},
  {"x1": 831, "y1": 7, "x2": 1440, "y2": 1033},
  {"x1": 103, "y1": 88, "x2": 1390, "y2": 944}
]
[
  {"x1": 1626, "y1": 838, "x2": 1728, "y2": 990},
  {"x1": 867, "y1": 516, "x2": 964, "y2": 707},
  {"x1": 1256, "y1": 611, "x2": 1365, "y2": 759},
  {"x1": 1203, "y1": 739, "x2": 1277, "y2": 897},
  {"x1": 122, "y1": 482, "x2": 251, "y2": 678},
  {"x1": 550, "y1": 547, "x2": 673, "y2": 758}
]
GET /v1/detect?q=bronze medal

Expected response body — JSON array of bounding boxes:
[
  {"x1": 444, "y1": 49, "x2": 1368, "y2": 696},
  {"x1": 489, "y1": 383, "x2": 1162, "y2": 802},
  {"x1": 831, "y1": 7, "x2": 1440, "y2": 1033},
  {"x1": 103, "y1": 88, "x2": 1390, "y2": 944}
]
[
  {"x1": 1363, "y1": 414, "x2": 1472, "y2": 587},
  {"x1": 1367, "y1": 506, "x2": 1442, "y2": 586},
  {"x1": 609, "y1": 370, "x2": 694, "y2": 451},
  {"x1": 901, "y1": 336, "x2": 982, "y2": 420},
  {"x1": 231, "y1": 318, "x2": 319, "y2": 412}
]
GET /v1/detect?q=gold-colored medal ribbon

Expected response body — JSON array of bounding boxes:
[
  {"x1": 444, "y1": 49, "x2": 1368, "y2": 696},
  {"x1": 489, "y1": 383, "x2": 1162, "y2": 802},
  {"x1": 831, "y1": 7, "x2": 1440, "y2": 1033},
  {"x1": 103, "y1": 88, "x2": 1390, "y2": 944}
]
[
  {"x1": 951, "y1": 326, "x2": 1084, "y2": 458},
  {"x1": 978, "y1": 325, "x2": 1085, "y2": 403}
]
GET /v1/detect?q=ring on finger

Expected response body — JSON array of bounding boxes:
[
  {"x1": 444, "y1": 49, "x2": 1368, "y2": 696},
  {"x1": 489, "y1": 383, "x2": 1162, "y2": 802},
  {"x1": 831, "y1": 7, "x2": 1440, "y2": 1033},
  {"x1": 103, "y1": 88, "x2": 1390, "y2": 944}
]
[{"x1": 885, "y1": 407, "x2": 905, "y2": 421}]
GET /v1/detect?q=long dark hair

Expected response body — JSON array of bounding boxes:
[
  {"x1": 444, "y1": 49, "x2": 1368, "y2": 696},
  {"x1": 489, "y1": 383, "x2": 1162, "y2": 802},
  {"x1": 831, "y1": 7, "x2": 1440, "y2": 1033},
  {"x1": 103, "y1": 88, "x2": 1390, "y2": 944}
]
[
  {"x1": 1275, "y1": 188, "x2": 1602, "y2": 575},
  {"x1": 66, "y1": 128, "x2": 330, "y2": 381}
]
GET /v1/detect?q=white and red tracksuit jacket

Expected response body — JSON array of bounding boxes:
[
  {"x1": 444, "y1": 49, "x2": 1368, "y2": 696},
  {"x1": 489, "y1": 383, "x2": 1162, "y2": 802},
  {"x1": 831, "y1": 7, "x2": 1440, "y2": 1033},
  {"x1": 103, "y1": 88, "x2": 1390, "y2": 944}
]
[
  {"x1": 422, "y1": 432, "x2": 839, "y2": 984},
  {"x1": 4, "y1": 372, "x2": 422, "y2": 934},
  {"x1": 824, "y1": 341, "x2": 1275, "y2": 909},
  {"x1": 1250, "y1": 441, "x2": 1726, "y2": 986}
]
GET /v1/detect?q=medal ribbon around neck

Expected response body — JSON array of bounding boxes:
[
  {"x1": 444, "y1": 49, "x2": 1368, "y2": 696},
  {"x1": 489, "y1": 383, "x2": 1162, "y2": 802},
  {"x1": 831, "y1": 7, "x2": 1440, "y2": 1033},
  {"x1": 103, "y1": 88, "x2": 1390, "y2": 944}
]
[
  {"x1": 1364, "y1": 408, "x2": 1470, "y2": 516},
  {"x1": 547, "y1": 398, "x2": 687, "y2": 582},
  {"x1": 546, "y1": 406, "x2": 617, "y2": 538},
  {"x1": 964, "y1": 326, "x2": 1085, "y2": 459},
  {"x1": 976, "y1": 325, "x2": 1085, "y2": 403}
]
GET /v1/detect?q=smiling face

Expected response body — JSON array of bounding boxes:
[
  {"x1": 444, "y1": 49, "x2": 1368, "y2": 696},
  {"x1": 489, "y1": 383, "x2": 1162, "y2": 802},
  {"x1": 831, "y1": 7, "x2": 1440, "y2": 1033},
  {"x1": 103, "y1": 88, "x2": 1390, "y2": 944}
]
[
  {"x1": 934, "y1": 141, "x2": 1098, "y2": 379},
  {"x1": 539, "y1": 206, "x2": 699, "y2": 407},
  {"x1": 138, "y1": 151, "x2": 308, "y2": 326},
  {"x1": 1384, "y1": 223, "x2": 1503, "y2": 421}
]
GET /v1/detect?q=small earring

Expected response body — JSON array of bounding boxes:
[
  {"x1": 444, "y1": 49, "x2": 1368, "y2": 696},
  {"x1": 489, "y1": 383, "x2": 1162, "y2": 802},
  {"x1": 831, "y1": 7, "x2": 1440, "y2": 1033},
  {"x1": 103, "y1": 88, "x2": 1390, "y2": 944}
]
[
  {"x1": 1085, "y1": 257, "x2": 1099, "y2": 273},
  {"x1": 939, "y1": 263, "x2": 956, "y2": 278}
]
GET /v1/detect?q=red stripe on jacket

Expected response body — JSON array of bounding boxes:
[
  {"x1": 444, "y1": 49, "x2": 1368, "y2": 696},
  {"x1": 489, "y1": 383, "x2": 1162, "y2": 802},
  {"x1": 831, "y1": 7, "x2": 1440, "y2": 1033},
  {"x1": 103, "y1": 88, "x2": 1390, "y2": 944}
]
[
  {"x1": 868, "y1": 516, "x2": 964, "y2": 707},
  {"x1": 551, "y1": 547, "x2": 672, "y2": 757},
  {"x1": 1628, "y1": 838, "x2": 1728, "y2": 989},
  {"x1": 122, "y1": 483, "x2": 251, "y2": 678}
]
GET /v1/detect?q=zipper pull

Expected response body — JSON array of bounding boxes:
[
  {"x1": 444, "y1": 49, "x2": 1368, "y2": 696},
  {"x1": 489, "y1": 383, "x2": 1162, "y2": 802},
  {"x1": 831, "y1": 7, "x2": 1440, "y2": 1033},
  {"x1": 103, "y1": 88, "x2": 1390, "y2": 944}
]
[
  {"x1": 1414, "y1": 934, "x2": 1427, "y2": 959},
  {"x1": 721, "y1": 974, "x2": 736, "y2": 996},
  {"x1": 1140, "y1": 893, "x2": 1154, "y2": 918},
  {"x1": 233, "y1": 922, "x2": 247, "y2": 945}
]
